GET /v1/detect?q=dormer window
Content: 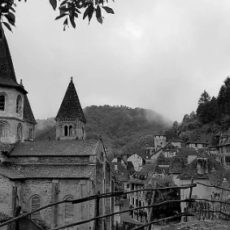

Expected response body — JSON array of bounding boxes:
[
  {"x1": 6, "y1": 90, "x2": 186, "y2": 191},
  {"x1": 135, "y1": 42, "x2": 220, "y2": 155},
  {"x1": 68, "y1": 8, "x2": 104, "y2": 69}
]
[
  {"x1": 0, "y1": 95, "x2": 5, "y2": 111},
  {"x1": 16, "y1": 95, "x2": 22, "y2": 115}
]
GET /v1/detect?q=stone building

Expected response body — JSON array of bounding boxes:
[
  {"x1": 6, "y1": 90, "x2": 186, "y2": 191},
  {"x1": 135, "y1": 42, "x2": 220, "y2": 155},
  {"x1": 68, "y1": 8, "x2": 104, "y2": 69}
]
[{"x1": 0, "y1": 26, "x2": 112, "y2": 230}]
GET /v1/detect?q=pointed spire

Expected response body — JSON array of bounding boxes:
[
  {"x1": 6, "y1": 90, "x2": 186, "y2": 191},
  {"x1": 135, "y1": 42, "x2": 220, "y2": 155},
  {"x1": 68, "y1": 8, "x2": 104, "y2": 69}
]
[
  {"x1": 55, "y1": 77, "x2": 86, "y2": 123},
  {"x1": 0, "y1": 24, "x2": 27, "y2": 93}
]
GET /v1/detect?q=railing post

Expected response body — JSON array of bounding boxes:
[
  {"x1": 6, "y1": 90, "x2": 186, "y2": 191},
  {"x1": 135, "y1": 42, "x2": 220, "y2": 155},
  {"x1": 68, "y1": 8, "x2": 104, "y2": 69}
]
[
  {"x1": 95, "y1": 191, "x2": 100, "y2": 230},
  {"x1": 147, "y1": 182, "x2": 156, "y2": 230},
  {"x1": 185, "y1": 178, "x2": 194, "y2": 222}
]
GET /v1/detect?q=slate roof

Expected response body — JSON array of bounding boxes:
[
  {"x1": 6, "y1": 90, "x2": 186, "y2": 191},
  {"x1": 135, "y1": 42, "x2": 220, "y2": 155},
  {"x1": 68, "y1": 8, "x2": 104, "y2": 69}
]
[
  {"x1": 56, "y1": 79, "x2": 86, "y2": 123},
  {"x1": 0, "y1": 26, "x2": 27, "y2": 94},
  {"x1": 0, "y1": 165, "x2": 93, "y2": 179},
  {"x1": 9, "y1": 139, "x2": 99, "y2": 156},
  {"x1": 23, "y1": 94, "x2": 36, "y2": 124}
]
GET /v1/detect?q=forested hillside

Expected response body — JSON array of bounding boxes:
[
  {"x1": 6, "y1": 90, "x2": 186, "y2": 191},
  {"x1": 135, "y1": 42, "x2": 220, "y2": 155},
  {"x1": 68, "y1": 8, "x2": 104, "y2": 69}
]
[
  {"x1": 174, "y1": 77, "x2": 230, "y2": 143},
  {"x1": 35, "y1": 105, "x2": 170, "y2": 155}
]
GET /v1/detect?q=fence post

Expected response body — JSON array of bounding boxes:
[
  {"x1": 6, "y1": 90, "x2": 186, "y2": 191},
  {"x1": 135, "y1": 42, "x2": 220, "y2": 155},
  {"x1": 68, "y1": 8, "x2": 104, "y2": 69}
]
[
  {"x1": 95, "y1": 192, "x2": 100, "y2": 230},
  {"x1": 185, "y1": 178, "x2": 194, "y2": 222},
  {"x1": 147, "y1": 182, "x2": 156, "y2": 230}
]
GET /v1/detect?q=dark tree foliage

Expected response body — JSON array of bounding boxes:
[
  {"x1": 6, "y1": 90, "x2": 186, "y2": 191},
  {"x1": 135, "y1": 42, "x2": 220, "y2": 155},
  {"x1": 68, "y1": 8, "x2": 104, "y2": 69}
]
[
  {"x1": 197, "y1": 96, "x2": 219, "y2": 124},
  {"x1": 0, "y1": 0, "x2": 114, "y2": 31},
  {"x1": 145, "y1": 177, "x2": 181, "y2": 222},
  {"x1": 217, "y1": 77, "x2": 230, "y2": 116},
  {"x1": 198, "y1": 90, "x2": 211, "y2": 105}
]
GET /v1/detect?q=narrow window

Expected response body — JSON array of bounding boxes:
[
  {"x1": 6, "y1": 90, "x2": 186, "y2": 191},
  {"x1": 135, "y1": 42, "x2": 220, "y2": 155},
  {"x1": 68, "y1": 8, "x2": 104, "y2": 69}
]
[
  {"x1": 31, "y1": 195, "x2": 41, "y2": 219},
  {"x1": 64, "y1": 195, "x2": 74, "y2": 220},
  {"x1": 17, "y1": 123, "x2": 22, "y2": 141},
  {"x1": 16, "y1": 95, "x2": 22, "y2": 115},
  {"x1": 64, "y1": 125, "x2": 68, "y2": 136},
  {"x1": 0, "y1": 95, "x2": 5, "y2": 111},
  {"x1": 69, "y1": 125, "x2": 73, "y2": 136},
  {"x1": 29, "y1": 128, "x2": 33, "y2": 140},
  {"x1": 0, "y1": 121, "x2": 9, "y2": 138}
]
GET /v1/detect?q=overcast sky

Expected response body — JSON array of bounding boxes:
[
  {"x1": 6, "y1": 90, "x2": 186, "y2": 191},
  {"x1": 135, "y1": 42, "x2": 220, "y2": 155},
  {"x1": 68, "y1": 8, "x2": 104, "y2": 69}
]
[{"x1": 5, "y1": 0, "x2": 230, "y2": 122}]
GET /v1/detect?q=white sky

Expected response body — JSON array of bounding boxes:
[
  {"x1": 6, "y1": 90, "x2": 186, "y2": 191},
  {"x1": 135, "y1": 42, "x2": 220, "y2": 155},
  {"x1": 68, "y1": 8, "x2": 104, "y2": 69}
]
[{"x1": 5, "y1": 0, "x2": 230, "y2": 121}]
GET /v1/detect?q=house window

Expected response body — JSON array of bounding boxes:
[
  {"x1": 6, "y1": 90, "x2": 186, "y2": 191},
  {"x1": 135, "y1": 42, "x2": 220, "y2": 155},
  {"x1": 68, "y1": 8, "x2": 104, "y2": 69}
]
[
  {"x1": 17, "y1": 123, "x2": 22, "y2": 141},
  {"x1": 31, "y1": 195, "x2": 41, "y2": 219},
  {"x1": 16, "y1": 95, "x2": 22, "y2": 115},
  {"x1": 64, "y1": 125, "x2": 68, "y2": 136},
  {"x1": 0, "y1": 95, "x2": 5, "y2": 111},
  {"x1": 64, "y1": 195, "x2": 74, "y2": 220},
  {"x1": 0, "y1": 121, "x2": 9, "y2": 138},
  {"x1": 69, "y1": 125, "x2": 73, "y2": 136}
]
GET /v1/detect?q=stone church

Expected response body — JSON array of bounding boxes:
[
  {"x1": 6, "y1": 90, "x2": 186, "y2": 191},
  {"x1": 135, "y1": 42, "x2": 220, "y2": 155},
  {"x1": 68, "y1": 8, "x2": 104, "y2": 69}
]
[{"x1": 0, "y1": 26, "x2": 112, "y2": 230}]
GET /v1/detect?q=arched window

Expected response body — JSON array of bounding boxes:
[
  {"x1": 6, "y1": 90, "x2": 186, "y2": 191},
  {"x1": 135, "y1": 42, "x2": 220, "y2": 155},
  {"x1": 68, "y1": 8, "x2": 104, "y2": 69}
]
[
  {"x1": 69, "y1": 126, "x2": 73, "y2": 136},
  {"x1": 0, "y1": 120, "x2": 9, "y2": 138},
  {"x1": 64, "y1": 195, "x2": 74, "y2": 220},
  {"x1": 17, "y1": 123, "x2": 22, "y2": 141},
  {"x1": 31, "y1": 195, "x2": 41, "y2": 219},
  {"x1": 64, "y1": 125, "x2": 68, "y2": 136},
  {"x1": 16, "y1": 95, "x2": 22, "y2": 115},
  {"x1": 0, "y1": 95, "x2": 5, "y2": 111}
]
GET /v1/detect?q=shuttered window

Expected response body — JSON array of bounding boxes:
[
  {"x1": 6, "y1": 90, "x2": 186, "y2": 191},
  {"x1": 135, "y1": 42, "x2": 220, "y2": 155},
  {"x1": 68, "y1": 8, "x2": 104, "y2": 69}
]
[
  {"x1": 31, "y1": 195, "x2": 41, "y2": 219},
  {"x1": 64, "y1": 195, "x2": 74, "y2": 220}
]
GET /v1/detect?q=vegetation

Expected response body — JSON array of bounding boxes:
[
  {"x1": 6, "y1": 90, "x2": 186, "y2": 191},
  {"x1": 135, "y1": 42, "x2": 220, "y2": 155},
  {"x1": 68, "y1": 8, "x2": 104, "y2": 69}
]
[
  {"x1": 0, "y1": 0, "x2": 114, "y2": 31},
  {"x1": 145, "y1": 176, "x2": 181, "y2": 222},
  {"x1": 171, "y1": 77, "x2": 230, "y2": 143},
  {"x1": 35, "y1": 105, "x2": 170, "y2": 155}
]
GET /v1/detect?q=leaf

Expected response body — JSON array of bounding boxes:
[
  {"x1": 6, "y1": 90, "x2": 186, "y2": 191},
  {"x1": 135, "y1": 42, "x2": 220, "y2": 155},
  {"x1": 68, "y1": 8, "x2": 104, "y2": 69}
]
[
  {"x1": 69, "y1": 14, "x2": 76, "y2": 28},
  {"x1": 2, "y1": 22, "x2": 12, "y2": 31},
  {"x1": 83, "y1": 4, "x2": 94, "y2": 22},
  {"x1": 49, "y1": 0, "x2": 57, "y2": 10},
  {"x1": 96, "y1": 6, "x2": 103, "y2": 24},
  {"x1": 102, "y1": 6, "x2": 114, "y2": 14},
  {"x1": 55, "y1": 13, "x2": 67, "y2": 20},
  {"x1": 5, "y1": 12, "x2": 15, "y2": 25}
]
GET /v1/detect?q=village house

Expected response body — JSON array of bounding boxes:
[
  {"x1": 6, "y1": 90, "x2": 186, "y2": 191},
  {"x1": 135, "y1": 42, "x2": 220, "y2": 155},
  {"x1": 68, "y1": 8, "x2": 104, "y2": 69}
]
[{"x1": 0, "y1": 27, "x2": 113, "y2": 230}]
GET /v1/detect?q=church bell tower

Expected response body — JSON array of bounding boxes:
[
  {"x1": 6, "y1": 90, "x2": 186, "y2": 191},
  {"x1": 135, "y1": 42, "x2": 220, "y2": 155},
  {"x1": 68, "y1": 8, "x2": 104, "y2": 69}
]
[{"x1": 55, "y1": 77, "x2": 86, "y2": 140}]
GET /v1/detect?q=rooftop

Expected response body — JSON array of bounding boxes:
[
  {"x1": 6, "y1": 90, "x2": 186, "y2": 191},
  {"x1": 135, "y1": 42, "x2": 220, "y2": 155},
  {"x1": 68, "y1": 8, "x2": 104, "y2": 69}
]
[{"x1": 8, "y1": 139, "x2": 99, "y2": 156}]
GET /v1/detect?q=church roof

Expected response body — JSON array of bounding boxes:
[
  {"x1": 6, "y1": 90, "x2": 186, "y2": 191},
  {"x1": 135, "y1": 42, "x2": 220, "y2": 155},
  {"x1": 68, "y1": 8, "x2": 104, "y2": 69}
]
[
  {"x1": 23, "y1": 94, "x2": 36, "y2": 124},
  {"x1": 9, "y1": 139, "x2": 99, "y2": 156},
  {"x1": 0, "y1": 165, "x2": 93, "y2": 179},
  {"x1": 56, "y1": 78, "x2": 86, "y2": 123},
  {"x1": 0, "y1": 26, "x2": 27, "y2": 94}
]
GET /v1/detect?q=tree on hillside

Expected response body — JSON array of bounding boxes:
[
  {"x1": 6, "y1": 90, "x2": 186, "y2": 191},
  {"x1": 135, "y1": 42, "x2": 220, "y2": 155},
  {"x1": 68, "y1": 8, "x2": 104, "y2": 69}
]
[
  {"x1": 197, "y1": 96, "x2": 219, "y2": 124},
  {"x1": 198, "y1": 90, "x2": 211, "y2": 105},
  {"x1": 217, "y1": 77, "x2": 230, "y2": 116},
  {"x1": 0, "y1": 0, "x2": 114, "y2": 31}
]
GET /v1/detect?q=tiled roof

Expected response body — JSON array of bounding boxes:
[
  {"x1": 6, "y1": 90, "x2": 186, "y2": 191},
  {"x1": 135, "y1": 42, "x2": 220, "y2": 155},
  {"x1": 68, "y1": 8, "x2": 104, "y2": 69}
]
[
  {"x1": 56, "y1": 79, "x2": 86, "y2": 123},
  {"x1": 9, "y1": 139, "x2": 99, "y2": 156},
  {"x1": 0, "y1": 165, "x2": 94, "y2": 179},
  {"x1": 0, "y1": 26, "x2": 27, "y2": 94},
  {"x1": 23, "y1": 94, "x2": 36, "y2": 124}
]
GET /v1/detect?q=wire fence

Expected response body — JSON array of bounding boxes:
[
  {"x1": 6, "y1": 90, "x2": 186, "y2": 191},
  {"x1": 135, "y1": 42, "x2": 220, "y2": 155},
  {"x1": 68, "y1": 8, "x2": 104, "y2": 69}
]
[{"x1": 1, "y1": 181, "x2": 230, "y2": 230}]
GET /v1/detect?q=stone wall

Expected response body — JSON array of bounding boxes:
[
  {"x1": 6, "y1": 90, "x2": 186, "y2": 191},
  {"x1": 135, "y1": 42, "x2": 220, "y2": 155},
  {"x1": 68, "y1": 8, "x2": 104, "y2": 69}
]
[{"x1": 0, "y1": 175, "x2": 14, "y2": 217}]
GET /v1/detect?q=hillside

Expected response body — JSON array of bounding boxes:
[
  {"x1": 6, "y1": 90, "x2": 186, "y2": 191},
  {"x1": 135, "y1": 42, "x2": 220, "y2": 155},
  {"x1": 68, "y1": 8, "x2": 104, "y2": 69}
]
[
  {"x1": 35, "y1": 105, "x2": 171, "y2": 154},
  {"x1": 173, "y1": 77, "x2": 230, "y2": 144}
]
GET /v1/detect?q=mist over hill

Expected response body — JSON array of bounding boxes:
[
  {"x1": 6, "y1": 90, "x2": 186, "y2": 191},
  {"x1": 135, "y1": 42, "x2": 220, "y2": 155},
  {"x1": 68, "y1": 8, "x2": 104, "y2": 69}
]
[{"x1": 35, "y1": 105, "x2": 171, "y2": 154}]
